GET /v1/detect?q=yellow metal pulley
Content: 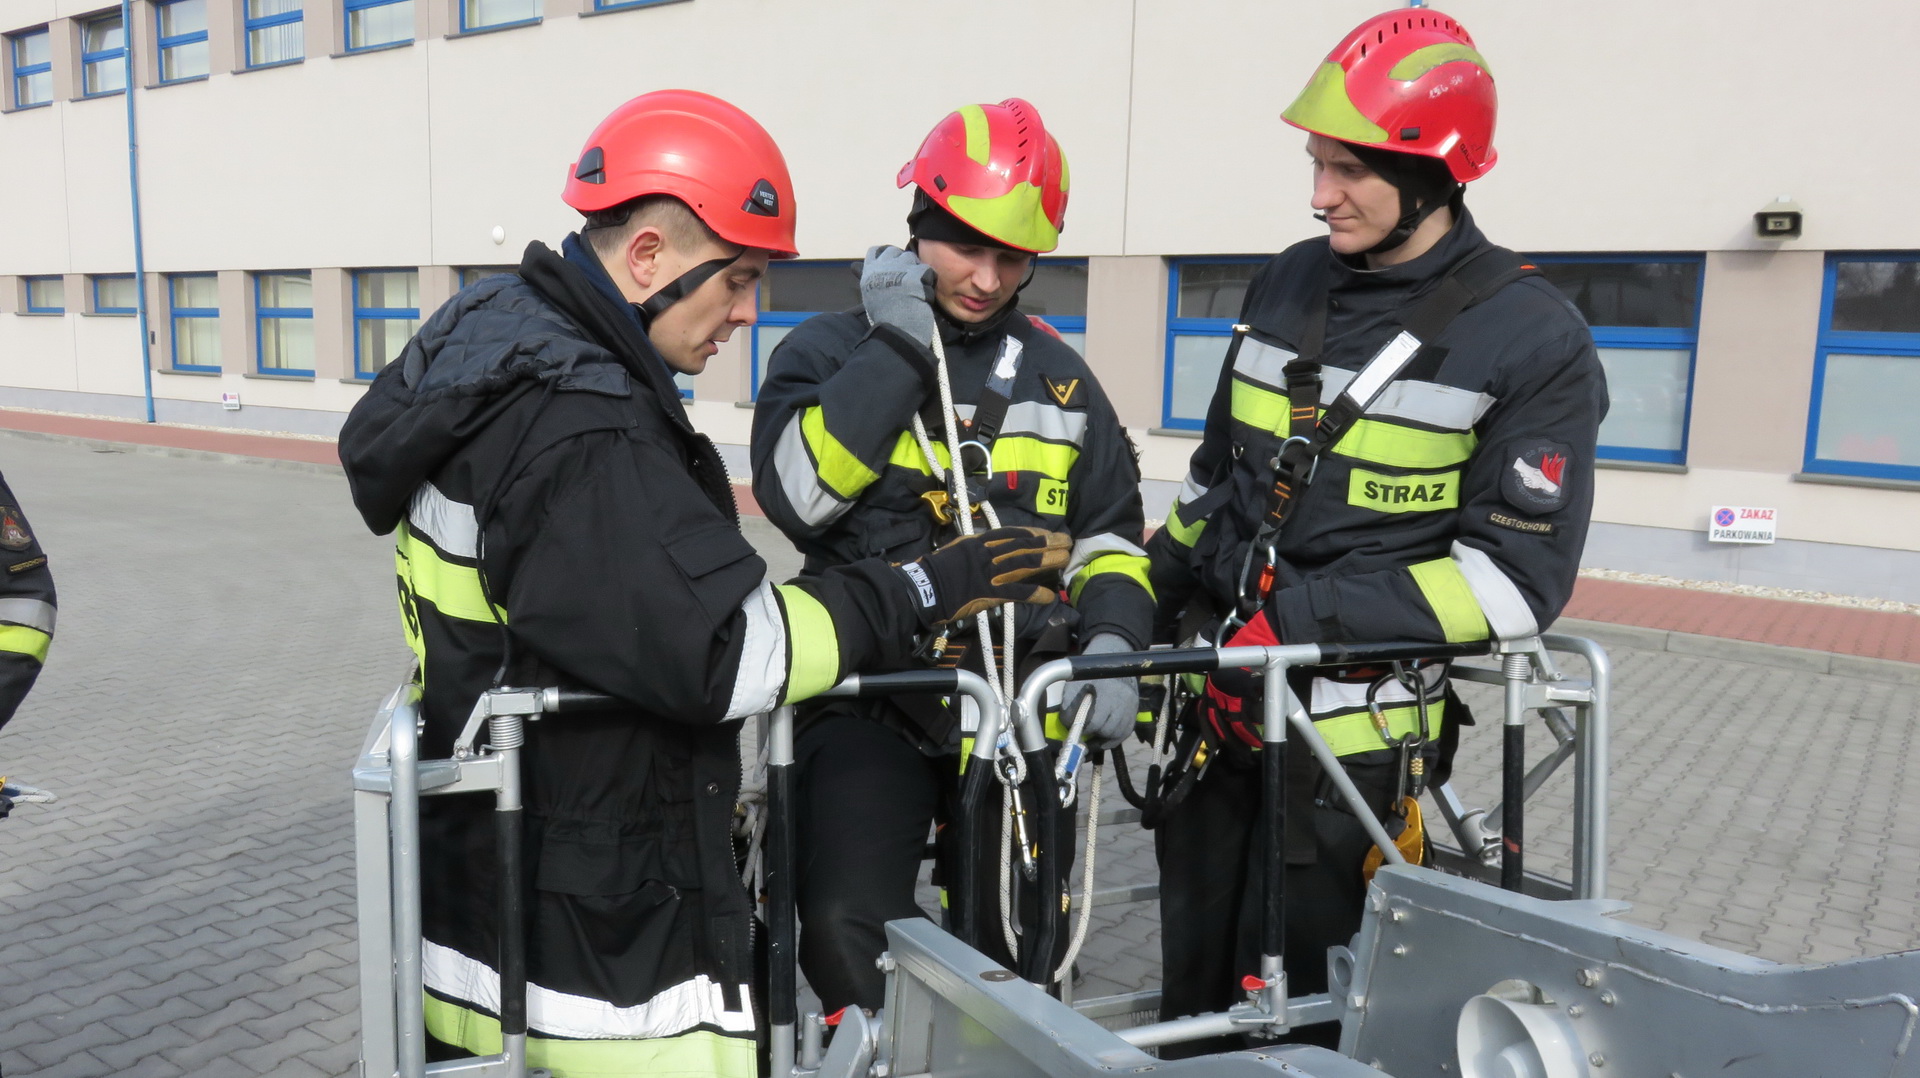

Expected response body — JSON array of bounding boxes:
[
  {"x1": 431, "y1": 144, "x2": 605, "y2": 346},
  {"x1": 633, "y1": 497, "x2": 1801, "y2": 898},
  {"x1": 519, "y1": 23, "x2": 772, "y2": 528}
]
[{"x1": 1362, "y1": 796, "x2": 1428, "y2": 884}]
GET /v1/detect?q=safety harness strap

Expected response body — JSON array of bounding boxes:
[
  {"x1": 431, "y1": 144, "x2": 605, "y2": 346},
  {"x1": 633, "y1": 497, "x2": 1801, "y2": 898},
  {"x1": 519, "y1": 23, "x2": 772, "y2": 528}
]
[{"x1": 956, "y1": 334, "x2": 1026, "y2": 466}]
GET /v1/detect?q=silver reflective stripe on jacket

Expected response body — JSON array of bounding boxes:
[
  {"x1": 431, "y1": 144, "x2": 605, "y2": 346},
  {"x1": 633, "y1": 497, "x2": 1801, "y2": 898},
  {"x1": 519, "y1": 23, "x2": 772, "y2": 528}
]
[
  {"x1": 1451, "y1": 540, "x2": 1539, "y2": 640},
  {"x1": 424, "y1": 940, "x2": 756, "y2": 1039},
  {"x1": 999, "y1": 399, "x2": 1089, "y2": 446},
  {"x1": 1066, "y1": 531, "x2": 1149, "y2": 582},
  {"x1": 0, "y1": 598, "x2": 54, "y2": 634},
  {"x1": 408, "y1": 481, "x2": 479, "y2": 558},
  {"x1": 724, "y1": 581, "x2": 788, "y2": 720},
  {"x1": 770, "y1": 412, "x2": 852, "y2": 529},
  {"x1": 1233, "y1": 336, "x2": 1297, "y2": 388}
]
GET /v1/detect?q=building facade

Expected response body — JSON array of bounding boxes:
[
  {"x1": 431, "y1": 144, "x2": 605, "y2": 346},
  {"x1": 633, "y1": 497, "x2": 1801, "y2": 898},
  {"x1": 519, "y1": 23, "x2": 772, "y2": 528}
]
[{"x1": 3, "y1": 0, "x2": 1918, "y2": 599}]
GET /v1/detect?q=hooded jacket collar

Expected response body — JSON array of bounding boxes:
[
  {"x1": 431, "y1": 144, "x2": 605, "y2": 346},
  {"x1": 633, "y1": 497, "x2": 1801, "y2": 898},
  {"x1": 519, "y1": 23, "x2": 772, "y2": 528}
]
[{"x1": 1327, "y1": 204, "x2": 1488, "y2": 298}]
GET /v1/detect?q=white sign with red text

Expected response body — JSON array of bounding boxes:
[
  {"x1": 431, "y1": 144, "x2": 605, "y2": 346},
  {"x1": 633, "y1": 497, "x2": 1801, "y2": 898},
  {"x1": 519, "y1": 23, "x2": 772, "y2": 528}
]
[{"x1": 1708, "y1": 505, "x2": 1777, "y2": 544}]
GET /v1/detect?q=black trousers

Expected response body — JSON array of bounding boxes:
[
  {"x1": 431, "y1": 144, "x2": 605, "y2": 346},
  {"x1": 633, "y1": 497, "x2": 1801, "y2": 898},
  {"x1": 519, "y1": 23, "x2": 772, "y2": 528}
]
[
  {"x1": 794, "y1": 708, "x2": 1073, "y2": 1012},
  {"x1": 1154, "y1": 744, "x2": 1396, "y2": 1058}
]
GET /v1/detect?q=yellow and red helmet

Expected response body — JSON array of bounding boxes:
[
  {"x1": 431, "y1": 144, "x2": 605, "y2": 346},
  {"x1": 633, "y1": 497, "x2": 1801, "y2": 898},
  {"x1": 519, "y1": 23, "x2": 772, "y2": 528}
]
[
  {"x1": 1282, "y1": 8, "x2": 1497, "y2": 183},
  {"x1": 897, "y1": 98, "x2": 1069, "y2": 254}
]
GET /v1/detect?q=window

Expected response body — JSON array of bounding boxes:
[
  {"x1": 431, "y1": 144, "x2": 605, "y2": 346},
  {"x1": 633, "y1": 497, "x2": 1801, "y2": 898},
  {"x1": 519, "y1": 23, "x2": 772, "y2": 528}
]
[
  {"x1": 461, "y1": 0, "x2": 539, "y2": 31},
  {"x1": 591, "y1": 0, "x2": 679, "y2": 11},
  {"x1": 353, "y1": 270, "x2": 419, "y2": 378},
  {"x1": 458, "y1": 265, "x2": 515, "y2": 289},
  {"x1": 1533, "y1": 255, "x2": 1702, "y2": 465},
  {"x1": 9, "y1": 28, "x2": 51, "y2": 109},
  {"x1": 245, "y1": 0, "x2": 304, "y2": 67},
  {"x1": 80, "y1": 12, "x2": 127, "y2": 96},
  {"x1": 92, "y1": 274, "x2": 137, "y2": 314},
  {"x1": 24, "y1": 277, "x2": 64, "y2": 314},
  {"x1": 344, "y1": 0, "x2": 413, "y2": 50},
  {"x1": 155, "y1": 0, "x2": 210, "y2": 82},
  {"x1": 1163, "y1": 259, "x2": 1263, "y2": 429},
  {"x1": 255, "y1": 272, "x2": 313, "y2": 374},
  {"x1": 1805, "y1": 255, "x2": 1920, "y2": 481},
  {"x1": 751, "y1": 259, "x2": 860, "y2": 397},
  {"x1": 1022, "y1": 260, "x2": 1089, "y2": 357},
  {"x1": 168, "y1": 274, "x2": 219, "y2": 370}
]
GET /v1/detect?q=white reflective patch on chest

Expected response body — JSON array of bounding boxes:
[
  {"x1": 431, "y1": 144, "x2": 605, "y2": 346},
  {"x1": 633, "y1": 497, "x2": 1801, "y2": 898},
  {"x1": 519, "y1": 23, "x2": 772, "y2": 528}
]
[{"x1": 1232, "y1": 336, "x2": 1297, "y2": 388}]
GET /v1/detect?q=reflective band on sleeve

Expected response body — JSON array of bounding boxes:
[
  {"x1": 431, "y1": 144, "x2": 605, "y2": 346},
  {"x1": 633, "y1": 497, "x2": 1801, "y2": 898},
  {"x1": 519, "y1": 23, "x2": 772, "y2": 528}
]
[
  {"x1": 0, "y1": 597, "x2": 56, "y2": 634},
  {"x1": 425, "y1": 939, "x2": 756, "y2": 1041},
  {"x1": 1408, "y1": 557, "x2": 1490, "y2": 643},
  {"x1": 1347, "y1": 468, "x2": 1460, "y2": 514},
  {"x1": 1162, "y1": 502, "x2": 1207, "y2": 548},
  {"x1": 771, "y1": 413, "x2": 852, "y2": 529},
  {"x1": 990, "y1": 435, "x2": 1079, "y2": 480},
  {"x1": 774, "y1": 585, "x2": 839, "y2": 704},
  {"x1": 800, "y1": 405, "x2": 879, "y2": 500},
  {"x1": 1069, "y1": 553, "x2": 1154, "y2": 603},
  {"x1": 723, "y1": 582, "x2": 788, "y2": 720},
  {"x1": 1066, "y1": 532, "x2": 1148, "y2": 581},
  {"x1": 1231, "y1": 378, "x2": 1476, "y2": 469},
  {"x1": 1315, "y1": 700, "x2": 1447, "y2": 757},
  {"x1": 1368, "y1": 380, "x2": 1496, "y2": 431},
  {"x1": 1450, "y1": 541, "x2": 1539, "y2": 641},
  {"x1": 408, "y1": 482, "x2": 479, "y2": 559},
  {"x1": 0, "y1": 624, "x2": 50, "y2": 663},
  {"x1": 396, "y1": 530, "x2": 504, "y2": 625}
]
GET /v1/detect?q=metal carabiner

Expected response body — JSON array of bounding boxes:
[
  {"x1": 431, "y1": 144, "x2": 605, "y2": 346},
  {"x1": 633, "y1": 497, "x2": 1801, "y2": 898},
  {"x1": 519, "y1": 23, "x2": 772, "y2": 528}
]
[
  {"x1": 1273, "y1": 434, "x2": 1319, "y2": 485},
  {"x1": 957, "y1": 439, "x2": 994, "y2": 479}
]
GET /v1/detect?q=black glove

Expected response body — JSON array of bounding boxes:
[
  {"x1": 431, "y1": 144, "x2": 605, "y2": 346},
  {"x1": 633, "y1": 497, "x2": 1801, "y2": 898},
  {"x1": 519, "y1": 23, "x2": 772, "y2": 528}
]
[{"x1": 894, "y1": 526, "x2": 1070, "y2": 628}]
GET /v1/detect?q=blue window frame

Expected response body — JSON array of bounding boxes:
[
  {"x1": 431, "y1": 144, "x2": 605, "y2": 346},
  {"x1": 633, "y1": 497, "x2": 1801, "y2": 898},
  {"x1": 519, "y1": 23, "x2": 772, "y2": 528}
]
[
  {"x1": 245, "y1": 0, "x2": 304, "y2": 67},
  {"x1": 23, "y1": 276, "x2": 65, "y2": 314},
  {"x1": 750, "y1": 259, "x2": 860, "y2": 399},
  {"x1": 80, "y1": 12, "x2": 127, "y2": 97},
  {"x1": 155, "y1": 0, "x2": 210, "y2": 83},
  {"x1": 591, "y1": 0, "x2": 681, "y2": 12},
  {"x1": 92, "y1": 274, "x2": 137, "y2": 314},
  {"x1": 344, "y1": 0, "x2": 413, "y2": 51},
  {"x1": 352, "y1": 269, "x2": 419, "y2": 379},
  {"x1": 1162, "y1": 257, "x2": 1265, "y2": 430},
  {"x1": 1530, "y1": 254, "x2": 1703, "y2": 466},
  {"x1": 9, "y1": 28, "x2": 52, "y2": 109},
  {"x1": 168, "y1": 274, "x2": 221, "y2": 371},
  {"x1": 1022, "y1": 259, "x2": 1089, "y2": 357},
  {"x1": 255, "y1": 272, "x2": 313, "y2": 375},
  {"x1": 1804, "y1": 253, "x2": 1920, "y2": 481},
  {"x1": 460, "y1": 0, "x2": 539, "y2": 32}
]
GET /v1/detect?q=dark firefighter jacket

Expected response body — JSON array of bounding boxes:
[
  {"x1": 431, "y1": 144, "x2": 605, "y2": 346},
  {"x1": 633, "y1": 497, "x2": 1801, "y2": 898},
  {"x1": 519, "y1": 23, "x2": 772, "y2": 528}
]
[
  {"x1": 338, "y1": 237, "x2": 924, "y2": 1077},
  {"x1": 1147, "y1": 208, "x2": 1607, "y2": 761},
  {"x1": 750, "y1": 302, "x2": 1153, "y2": 746},
  {"x1": 0, "y1": 472, "x2": 54, "y2": 730}
]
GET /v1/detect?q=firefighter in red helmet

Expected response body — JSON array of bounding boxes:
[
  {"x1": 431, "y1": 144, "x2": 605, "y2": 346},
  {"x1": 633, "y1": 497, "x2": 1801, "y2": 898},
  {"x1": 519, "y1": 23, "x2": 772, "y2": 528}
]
[
  {"x1": 750, "y1": 98, "x2": 1153, "y2": 1012},
  {"x1": 1145, "y1": 10, "x2": 1606, "y2": 1054},
  {"x1": 340, "y1": 90, "x2": 1068, "y2": 1077}
]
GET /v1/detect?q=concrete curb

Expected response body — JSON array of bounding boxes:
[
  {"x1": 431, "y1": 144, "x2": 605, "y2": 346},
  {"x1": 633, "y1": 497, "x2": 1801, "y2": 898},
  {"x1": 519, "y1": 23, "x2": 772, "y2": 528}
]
[
  {"x1": 0, "y1": 427, "x2": 345, "y2": 477},
  {"x1": 1551, "y1": 617, "x2": 1920, "y2": 687}
]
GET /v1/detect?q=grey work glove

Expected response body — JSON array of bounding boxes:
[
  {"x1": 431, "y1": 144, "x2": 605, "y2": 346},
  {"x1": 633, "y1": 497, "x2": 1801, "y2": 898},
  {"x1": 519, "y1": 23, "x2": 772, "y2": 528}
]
[
  {"x1": 1061, "y1": 633, "x2": 1141, "y2": 751},
  {"x1": 861, "y1": 245, "x2": 938, "y2": 346}
]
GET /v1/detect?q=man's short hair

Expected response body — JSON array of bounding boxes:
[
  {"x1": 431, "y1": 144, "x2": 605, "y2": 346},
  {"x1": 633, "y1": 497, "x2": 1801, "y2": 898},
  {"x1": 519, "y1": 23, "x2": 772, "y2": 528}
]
[{"x1": 584, "y1": 195, "x2": 728, "y2": 262}]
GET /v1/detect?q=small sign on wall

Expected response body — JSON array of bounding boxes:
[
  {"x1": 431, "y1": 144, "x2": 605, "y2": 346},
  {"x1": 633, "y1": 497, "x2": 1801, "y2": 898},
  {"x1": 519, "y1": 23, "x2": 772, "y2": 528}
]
[
  {"x1": 221, "y1": 393, "x2": 241, "y2": 411},
  {"x1": 1709, "y1": 505, "x2": 1776, "y2": 544}
]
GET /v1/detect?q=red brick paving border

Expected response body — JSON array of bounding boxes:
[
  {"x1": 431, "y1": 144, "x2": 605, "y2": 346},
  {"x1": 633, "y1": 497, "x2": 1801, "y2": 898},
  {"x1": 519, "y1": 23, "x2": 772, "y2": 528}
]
[{"x1": 4, "y1": 406, "x2": 1911, "y2": 665}]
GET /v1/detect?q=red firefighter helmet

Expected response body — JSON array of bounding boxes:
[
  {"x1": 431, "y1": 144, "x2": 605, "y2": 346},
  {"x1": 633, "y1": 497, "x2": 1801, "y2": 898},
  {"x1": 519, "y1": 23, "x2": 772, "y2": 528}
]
[
  {"x1": 1281, "y1": 9, "x2": 1497, "y2": 183},
  {"x1": 897, "y1": 98, "x2": 1070, "y2": 254},
  {"x1": 562, "y1": 89, "x2": 798, "y2": 258}
]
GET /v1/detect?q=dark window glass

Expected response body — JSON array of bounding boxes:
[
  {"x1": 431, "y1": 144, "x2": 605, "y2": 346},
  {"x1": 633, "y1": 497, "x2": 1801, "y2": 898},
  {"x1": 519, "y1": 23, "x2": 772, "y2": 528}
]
[
  {"x1": 1533, "y1": 260, "x2": 1700, "y2": 329},
  {"x1": 1831, "y1": 260, "x2": 1920, "y2": 335},
  {"x1": 759, "y1": 261, "x2": 859, "y2": 314},
  {"x1": 1021, "y1": 262, "x2": 1088, "y2": 318},
  {"x1": 1176, "y1": 263, "x2": 1258, "y2": 319}
]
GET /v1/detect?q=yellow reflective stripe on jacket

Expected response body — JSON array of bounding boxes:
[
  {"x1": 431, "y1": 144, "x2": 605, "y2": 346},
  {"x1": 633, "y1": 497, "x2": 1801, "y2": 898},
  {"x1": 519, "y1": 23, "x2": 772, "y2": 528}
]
[
  {"x1": 0, "y1": 624, "x2": 50, "y2": 664},
  {"x1": 1229, "y1": 379, "x2": 1477, "y2": 470},
  {"x1": 1162, "y1": 500, "x2": 1207, "y2": 548},
  {"x1": 1069, "y1": 552, "x2": 1153, "y2": 603},
  {"x1": 424, "y1": 995, "x2": 755, "y2": 1078},
  {"x1": 801, "y1": 405, "x2": 879, "y2": 499},
  {"x1": 1316, "y1": 700, "x2": 1447, "y2": 757},
  {"x1": 887, "y1": 432, "x2": 952, "y2": 474},
  {"x1": 991, "y1": 435, "x2": 1078, "y2": 480},
  {"x1": 396, "y1": 526, "x2": 505, "y2": 625},
  {"x1": 1408, "y1": 557, "x2": 1490, "y2": 643},
  {"x1": 775, "y1": 585, "x2": 839, "y2": 704}
]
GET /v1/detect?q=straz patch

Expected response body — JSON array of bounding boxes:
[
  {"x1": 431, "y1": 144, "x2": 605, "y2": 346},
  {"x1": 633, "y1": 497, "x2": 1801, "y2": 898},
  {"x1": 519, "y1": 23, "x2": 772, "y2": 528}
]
[
  {"x1": 1044, "y1": 376, "x2": 1082, "y2": 408},
  {"x1": 1503, "y1": 439, "x2": 1573, "y2": 514},
  {"x1": 1035, "y1": 477, "x2": 1069, "y2": 517},
  {"x1": 1348, "y1": 468, "x2": 1459, "y2": 513},
  {"x1": 0, "y1": 508, "x2": 32, "y2": 551},
  {"x1": 1488, "y1": 511, "x2": 1557, "y2": 537}
]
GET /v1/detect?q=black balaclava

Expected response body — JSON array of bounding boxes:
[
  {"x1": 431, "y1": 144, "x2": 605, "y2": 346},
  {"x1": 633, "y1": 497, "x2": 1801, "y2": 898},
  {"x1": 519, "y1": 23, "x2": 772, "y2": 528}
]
[
  {"x1": 1341, "y1": 141, "x2": 1462, "y2": 257},
  {"x1": 905, "y1": 190, "x2": 1035, "y2": 324}
]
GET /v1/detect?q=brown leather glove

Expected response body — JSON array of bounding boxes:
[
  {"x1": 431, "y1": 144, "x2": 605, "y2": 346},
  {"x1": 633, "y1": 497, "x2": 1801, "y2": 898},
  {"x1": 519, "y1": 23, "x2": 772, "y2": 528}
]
[{"x1": 894, "y1": 526, "x2": 1070, "y2": 627}]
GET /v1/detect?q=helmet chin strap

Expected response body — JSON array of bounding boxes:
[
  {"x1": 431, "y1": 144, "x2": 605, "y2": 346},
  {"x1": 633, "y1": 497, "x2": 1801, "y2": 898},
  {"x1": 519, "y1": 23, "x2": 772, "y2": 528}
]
[
  {"x1": 1358, "y1": 183, "x2": 1462, "y2": 257},
  {"x1": 634, "y1": 252, "x2": 742, "y2": 327}
]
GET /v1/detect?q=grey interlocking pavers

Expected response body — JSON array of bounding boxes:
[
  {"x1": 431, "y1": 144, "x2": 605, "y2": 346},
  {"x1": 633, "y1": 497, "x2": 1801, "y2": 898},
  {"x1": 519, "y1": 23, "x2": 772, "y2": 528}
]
[{"x1": 0, "y1": 434, "x2": 1918, "y2": 1075}]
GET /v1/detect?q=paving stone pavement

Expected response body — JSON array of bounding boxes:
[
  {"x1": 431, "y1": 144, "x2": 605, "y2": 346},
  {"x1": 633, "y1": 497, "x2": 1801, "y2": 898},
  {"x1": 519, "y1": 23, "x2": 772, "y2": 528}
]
[{"x1": 1, "y1": 434, "x2": 1916, "y2": 1076}]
